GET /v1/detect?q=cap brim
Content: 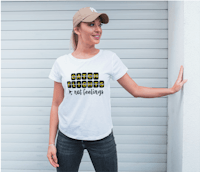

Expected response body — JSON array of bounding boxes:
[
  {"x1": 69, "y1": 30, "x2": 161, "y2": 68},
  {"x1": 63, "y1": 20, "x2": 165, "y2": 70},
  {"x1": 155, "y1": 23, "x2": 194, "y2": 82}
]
[{"x1": 82, "y1": 13, "x2": 109, "y2": 24}]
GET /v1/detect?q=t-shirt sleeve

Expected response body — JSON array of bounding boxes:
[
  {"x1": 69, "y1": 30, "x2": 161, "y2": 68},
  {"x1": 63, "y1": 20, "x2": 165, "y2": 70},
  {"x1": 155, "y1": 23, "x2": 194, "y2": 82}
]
[
  {"x1": 111, "y1": 53, "x2": 128, "y2": 81},
  {"x1": 48, "y1": 59, "x2": 62, "y2": 83}
]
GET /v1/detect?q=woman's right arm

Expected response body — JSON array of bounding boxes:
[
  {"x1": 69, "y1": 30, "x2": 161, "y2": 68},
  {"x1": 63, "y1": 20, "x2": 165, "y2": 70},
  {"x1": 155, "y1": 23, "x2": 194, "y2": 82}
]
[{"x1": 47, "y1": 81, "x2": 64, "y2": 168}]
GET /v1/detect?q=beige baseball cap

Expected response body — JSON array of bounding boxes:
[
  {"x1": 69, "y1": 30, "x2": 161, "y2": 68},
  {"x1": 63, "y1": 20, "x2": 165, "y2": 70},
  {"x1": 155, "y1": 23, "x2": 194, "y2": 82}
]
[{"x1": 73, "y1": 7, "x2": 109, "y2": 29}]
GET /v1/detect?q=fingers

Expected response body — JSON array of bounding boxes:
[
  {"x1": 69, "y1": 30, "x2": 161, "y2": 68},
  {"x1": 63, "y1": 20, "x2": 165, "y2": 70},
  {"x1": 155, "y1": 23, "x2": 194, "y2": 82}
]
[
  {"x1": 52, "y1": 153, "x2": 59, "y2": 167},
  {"x1": 183, "y1": 79, "x2": 188, "y2": 84},
  {"x1": 178, "y1": 65, "x2": 183, "y2": 81},
  {"x1": 181, "y1": 79, "x2": 188, "y2": 86},
  {"x1": 47, "y1": 153, "x2": 59, "y2": 168}
]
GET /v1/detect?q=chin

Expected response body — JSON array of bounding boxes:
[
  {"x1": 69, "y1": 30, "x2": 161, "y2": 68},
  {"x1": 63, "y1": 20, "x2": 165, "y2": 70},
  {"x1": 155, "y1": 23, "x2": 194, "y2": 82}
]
[{"x1": 91, "y1": 39, "x2": 99, "y2": 43}]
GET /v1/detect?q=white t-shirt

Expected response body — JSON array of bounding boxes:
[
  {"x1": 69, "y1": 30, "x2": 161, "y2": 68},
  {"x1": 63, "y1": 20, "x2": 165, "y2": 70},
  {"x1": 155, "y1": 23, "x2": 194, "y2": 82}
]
[{"x1": 49, "y1": 49, "x2": 128, "y2": 140}]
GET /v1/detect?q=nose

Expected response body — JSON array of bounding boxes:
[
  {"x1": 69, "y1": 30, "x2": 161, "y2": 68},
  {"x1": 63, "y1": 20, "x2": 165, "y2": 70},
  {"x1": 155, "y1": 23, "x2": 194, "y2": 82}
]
[{"x1": 94, "y1": 24, "x2": 101, "y2": 32}]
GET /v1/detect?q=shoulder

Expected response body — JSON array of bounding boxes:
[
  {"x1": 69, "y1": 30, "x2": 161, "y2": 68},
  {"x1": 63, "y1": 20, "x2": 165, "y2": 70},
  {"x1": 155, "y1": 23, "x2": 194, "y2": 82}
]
[
  {"x1": 102, "y1": 50, "x2": 120, "y2": 61},
  {"x1": 101, "y1": 50, "x2": 116, "y2": 59},
  {"x1": 55, "y1": 54, "x2": 68, "y2": 64},
  {"x1": 101, "y1": 49, "x2": 115, "y2": 56}
]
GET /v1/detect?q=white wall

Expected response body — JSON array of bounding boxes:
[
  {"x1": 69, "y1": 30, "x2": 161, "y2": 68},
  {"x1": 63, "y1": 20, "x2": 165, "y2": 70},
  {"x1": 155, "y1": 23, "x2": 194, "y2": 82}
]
[
  {"x1": 168, "y1": 2, "x2": 184, "y2": 172},
  {"x1": 168, "y1": 1, "x2": 200, "y2": 172}
]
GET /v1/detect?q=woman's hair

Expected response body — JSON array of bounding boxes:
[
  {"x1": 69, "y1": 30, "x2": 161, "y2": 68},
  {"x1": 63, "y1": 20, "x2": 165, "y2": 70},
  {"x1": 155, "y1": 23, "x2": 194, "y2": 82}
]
[
  {"x1": 70, "y1": 22, "x2": 81, "y2": 51},
  {"x1": 70, "y1": 16, "x2": 102, "y2": 51}
]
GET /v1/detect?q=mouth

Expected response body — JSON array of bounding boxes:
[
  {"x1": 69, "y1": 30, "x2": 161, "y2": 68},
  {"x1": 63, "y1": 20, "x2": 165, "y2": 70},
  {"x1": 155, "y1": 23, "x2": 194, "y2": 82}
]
[{"x1": 92, "y1": 35, "x2": 100, "y2": 40}]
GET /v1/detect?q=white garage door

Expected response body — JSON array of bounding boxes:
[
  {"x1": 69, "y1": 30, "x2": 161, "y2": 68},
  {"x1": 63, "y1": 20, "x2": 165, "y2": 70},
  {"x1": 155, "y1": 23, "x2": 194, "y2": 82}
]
[{"x1": 1, "y1": 1, "x2": 168, "y2": 172}]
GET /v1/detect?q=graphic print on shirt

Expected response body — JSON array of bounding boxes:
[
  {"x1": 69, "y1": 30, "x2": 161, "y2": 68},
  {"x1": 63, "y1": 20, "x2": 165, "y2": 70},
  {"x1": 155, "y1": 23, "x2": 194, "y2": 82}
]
[{"x1": 67, "y1": 72, "x2": 104, "y2": 96}]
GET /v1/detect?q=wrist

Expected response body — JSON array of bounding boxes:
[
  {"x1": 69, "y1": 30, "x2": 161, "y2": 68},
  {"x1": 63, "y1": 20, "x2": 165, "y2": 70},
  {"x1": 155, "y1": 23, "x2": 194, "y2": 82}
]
[
  {"x1": 49, "y1": 141, "x2": 55, "y2": 144},
  {"x1": 169, "y1": 87, "x2": 175, "y2": 94},
  {"x1": 48, "y1": 143, "x2": 55, "y2": 147}
]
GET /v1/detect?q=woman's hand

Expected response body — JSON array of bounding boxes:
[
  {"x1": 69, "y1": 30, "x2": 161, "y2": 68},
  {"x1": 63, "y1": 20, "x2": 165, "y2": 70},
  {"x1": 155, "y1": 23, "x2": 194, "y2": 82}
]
[
  {"x1": 171, "y1": 65, "x2": 188, "y2": 93},
  {"x1": 47, "y1": 144, "x2": 59, "y2": 168}
]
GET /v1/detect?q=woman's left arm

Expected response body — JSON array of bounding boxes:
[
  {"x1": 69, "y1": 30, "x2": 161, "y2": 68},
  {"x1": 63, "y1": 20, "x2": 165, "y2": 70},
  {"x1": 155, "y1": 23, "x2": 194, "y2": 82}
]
[{"x1": 117, "y1": 65, "x2": 188, "y2": 98}]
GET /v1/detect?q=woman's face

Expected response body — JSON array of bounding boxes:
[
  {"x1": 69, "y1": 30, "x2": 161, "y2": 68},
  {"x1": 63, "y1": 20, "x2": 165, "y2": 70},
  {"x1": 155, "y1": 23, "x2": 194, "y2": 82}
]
[{"x1": 75, "y1": 17, "x2": 103, "y2": 46}]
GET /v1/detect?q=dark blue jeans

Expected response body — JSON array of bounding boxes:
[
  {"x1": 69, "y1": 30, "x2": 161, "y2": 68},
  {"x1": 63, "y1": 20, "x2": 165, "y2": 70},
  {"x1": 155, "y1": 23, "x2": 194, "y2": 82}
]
[{"x1": 56, "y1": 129, "x2": 118, "y2": 172}]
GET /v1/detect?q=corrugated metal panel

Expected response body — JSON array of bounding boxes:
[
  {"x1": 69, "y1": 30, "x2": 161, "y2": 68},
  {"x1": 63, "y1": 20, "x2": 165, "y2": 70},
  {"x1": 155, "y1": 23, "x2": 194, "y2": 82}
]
[{"x1": 1, "y1": 1, "x2": 168, "y2": 171}]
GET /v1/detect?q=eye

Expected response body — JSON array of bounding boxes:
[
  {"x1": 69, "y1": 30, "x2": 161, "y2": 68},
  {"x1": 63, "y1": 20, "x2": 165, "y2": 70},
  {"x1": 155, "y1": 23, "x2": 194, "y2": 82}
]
[{"x1": 89, "y1": 23, "x2": 103, "y2": 27}]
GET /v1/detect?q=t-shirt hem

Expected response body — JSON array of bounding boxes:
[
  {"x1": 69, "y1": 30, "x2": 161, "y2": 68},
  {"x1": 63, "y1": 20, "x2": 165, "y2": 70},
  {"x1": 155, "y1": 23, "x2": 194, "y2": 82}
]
[{"x1": 58, "y1": 127, "x2": 113, "y2": 141}]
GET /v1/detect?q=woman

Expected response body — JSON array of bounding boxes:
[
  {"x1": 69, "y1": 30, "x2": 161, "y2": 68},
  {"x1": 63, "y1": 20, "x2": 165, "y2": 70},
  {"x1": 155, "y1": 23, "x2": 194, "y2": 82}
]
[{"x1": 47, "y1": 7, "x2": 188, "y2": 172}]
